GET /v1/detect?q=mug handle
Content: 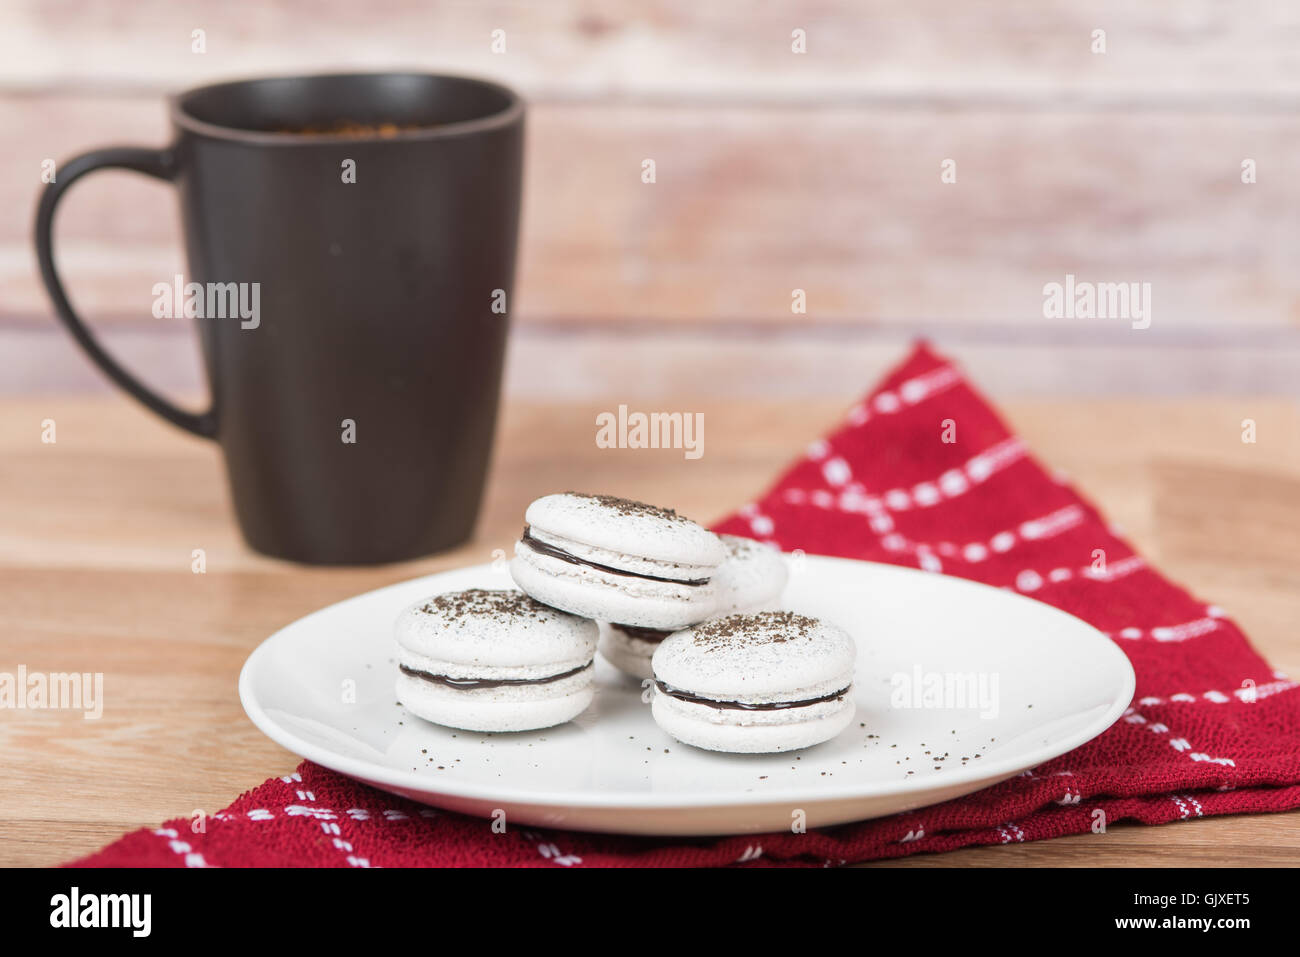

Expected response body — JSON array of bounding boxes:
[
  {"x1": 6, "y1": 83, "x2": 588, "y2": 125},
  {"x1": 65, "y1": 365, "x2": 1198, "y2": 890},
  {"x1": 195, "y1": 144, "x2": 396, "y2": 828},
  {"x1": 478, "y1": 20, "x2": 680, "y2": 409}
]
[{"x1": 34, "y1": 146, "x2": 217, "y2": 438}]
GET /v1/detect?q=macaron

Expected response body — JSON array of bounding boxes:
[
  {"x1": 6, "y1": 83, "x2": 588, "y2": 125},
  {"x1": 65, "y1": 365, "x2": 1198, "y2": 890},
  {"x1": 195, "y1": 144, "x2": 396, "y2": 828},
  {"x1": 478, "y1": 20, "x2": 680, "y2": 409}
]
[
  {"x1": 510, "y1": 492, "x2": 726, "y2": 630},
  {"x1": 711, "y1": 534, "x2": 789, "y2": 615},
  {"x1": 598, "y1": 536, "x2": 789, "y2": 680},
  {"x1": 597, "y1": 621, "x2": 674, "y2": 681},
  {"x1": 651, "y1": 611, "x2": 857, "y2": 753},
  {"x1": 394, "y1": 588, "x2": 598, "y2": 733}
]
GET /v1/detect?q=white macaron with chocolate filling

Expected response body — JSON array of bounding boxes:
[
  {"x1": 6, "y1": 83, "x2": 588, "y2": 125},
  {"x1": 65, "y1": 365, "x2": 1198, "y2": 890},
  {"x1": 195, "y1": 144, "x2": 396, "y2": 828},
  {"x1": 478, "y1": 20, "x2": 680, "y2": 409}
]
[
  {"x1": 510, "y1": 492, "x2": 726, "y2": 630},
  {"x1": 599, "y1": 535, "x2": 789, "y2": 680},
  {"x1": 651, "y1": 611, "x2": 856, "y2": 753},
  {"x1": 395, "y1": 588, "x2": 598, "y2": 733}
]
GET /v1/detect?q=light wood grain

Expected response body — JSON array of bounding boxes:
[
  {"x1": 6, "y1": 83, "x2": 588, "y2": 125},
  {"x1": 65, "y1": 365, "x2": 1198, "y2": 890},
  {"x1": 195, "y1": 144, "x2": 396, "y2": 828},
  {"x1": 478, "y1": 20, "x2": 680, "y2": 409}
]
[
  {"x1": 6, "y1": 95, "x2": 1298, "y2": 331},
  {"x1": 0, "y1": 392, "x2": 1296, "y2": 866},
  {"x1": 6, "y1": 1, "x2": 1298, "y2": 398},
  {"x1": 5, "y1": 0, "x2": 1299, "y2": 103},
  {"x1": 6, "y1": 325, "x2": 1300, "y2": 400}
]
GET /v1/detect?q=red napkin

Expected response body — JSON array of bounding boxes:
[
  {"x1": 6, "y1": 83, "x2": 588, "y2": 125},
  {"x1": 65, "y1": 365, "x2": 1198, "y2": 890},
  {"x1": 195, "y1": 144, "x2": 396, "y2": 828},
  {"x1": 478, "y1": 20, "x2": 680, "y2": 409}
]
[{"x1": 72, "y1": 343, "x2": 1300, "y2": 867}]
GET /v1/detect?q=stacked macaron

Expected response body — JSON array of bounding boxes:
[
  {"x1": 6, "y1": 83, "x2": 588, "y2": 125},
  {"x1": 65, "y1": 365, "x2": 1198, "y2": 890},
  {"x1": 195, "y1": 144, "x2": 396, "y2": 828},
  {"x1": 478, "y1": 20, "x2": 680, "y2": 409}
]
[
  {"x1": 395, "y1": 491, "x2": 856, "y2": 752},
  {"x1": 511, "y1": 493, "x2": 726, "y2": 631}
]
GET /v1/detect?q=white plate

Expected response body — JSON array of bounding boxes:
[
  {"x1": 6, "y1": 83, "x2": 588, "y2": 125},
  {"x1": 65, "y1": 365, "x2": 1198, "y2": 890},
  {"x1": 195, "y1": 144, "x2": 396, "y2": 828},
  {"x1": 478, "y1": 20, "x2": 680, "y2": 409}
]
[{"x1": 239, "y1": 556, "x2": 1134, "y2": 836}]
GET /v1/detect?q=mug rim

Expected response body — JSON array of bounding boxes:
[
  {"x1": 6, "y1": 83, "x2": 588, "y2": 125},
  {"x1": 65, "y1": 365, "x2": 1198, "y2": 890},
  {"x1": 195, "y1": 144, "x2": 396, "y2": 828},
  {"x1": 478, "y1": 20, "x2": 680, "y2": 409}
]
[{"x1": 170, "y1": 71, "x2": 525, "y2": 145}]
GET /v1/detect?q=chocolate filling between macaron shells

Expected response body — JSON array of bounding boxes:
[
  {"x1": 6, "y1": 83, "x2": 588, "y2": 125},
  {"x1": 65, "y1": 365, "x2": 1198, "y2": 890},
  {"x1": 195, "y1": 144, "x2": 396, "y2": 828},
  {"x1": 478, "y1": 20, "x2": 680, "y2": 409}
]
[
  {"x1": 520, "y1": 526, "x2": 711, "y2": 586},
  {"x1": 653, "y1": 680, "x2": 852, "y2": 712},
  {"x1": 612, "y1": 623, "x2": 675, "y2": 643},
  {"x1": 399, "y1": 661, "x2": 592, "y2": 691}
]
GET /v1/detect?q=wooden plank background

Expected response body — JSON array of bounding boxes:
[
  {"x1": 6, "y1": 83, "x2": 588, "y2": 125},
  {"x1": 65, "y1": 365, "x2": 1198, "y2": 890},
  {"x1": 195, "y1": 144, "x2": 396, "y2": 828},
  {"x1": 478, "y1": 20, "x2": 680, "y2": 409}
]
[{"x1": 3, "y1": 1, "x2": 1300, "y2": 396}]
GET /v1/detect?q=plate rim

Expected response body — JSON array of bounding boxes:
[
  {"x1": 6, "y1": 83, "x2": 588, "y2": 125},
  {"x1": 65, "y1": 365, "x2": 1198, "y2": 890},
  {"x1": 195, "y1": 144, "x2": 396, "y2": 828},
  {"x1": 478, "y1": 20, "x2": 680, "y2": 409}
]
[{"x1": 238, "y1": 554, "x2": 1136, "y2": 812}]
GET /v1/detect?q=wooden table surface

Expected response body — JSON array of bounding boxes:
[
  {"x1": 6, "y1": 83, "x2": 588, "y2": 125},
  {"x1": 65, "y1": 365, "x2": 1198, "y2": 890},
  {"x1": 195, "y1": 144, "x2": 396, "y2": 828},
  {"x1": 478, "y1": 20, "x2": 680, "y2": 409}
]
[{"x1": 2, "y1": 393, "x2": 1298, "y2": 867}]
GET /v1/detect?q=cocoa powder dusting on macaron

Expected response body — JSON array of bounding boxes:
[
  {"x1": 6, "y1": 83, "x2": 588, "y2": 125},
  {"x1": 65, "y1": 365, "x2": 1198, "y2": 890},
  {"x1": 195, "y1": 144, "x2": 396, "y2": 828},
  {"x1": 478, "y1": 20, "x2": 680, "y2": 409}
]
[
  {"x1": 690, "y1": 611, "x2": 820, "y2": 651},
  {"x1": 419, "y1": 589, "x2": 557, "y2": 627},
  {"x1": 566, "y1": 492, "x2": 693, "y2": 525},
  {"x1": 721, "y1": 536, "x2": 764, "y2": 557}
]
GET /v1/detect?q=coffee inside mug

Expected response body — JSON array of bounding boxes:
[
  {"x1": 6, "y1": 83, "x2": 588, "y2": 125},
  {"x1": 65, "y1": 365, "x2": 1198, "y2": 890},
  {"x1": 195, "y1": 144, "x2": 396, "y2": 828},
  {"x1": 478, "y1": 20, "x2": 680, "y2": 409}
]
[{"x1": 177, "y1": 73, "x2": 519, "y2": 138}]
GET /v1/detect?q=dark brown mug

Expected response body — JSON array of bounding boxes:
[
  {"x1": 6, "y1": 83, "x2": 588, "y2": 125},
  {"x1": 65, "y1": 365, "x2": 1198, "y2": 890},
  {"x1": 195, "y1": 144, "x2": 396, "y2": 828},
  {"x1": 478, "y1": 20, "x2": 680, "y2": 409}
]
[{"x1": 35, "y1": 73, "x2": 524, "y2": 564}]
